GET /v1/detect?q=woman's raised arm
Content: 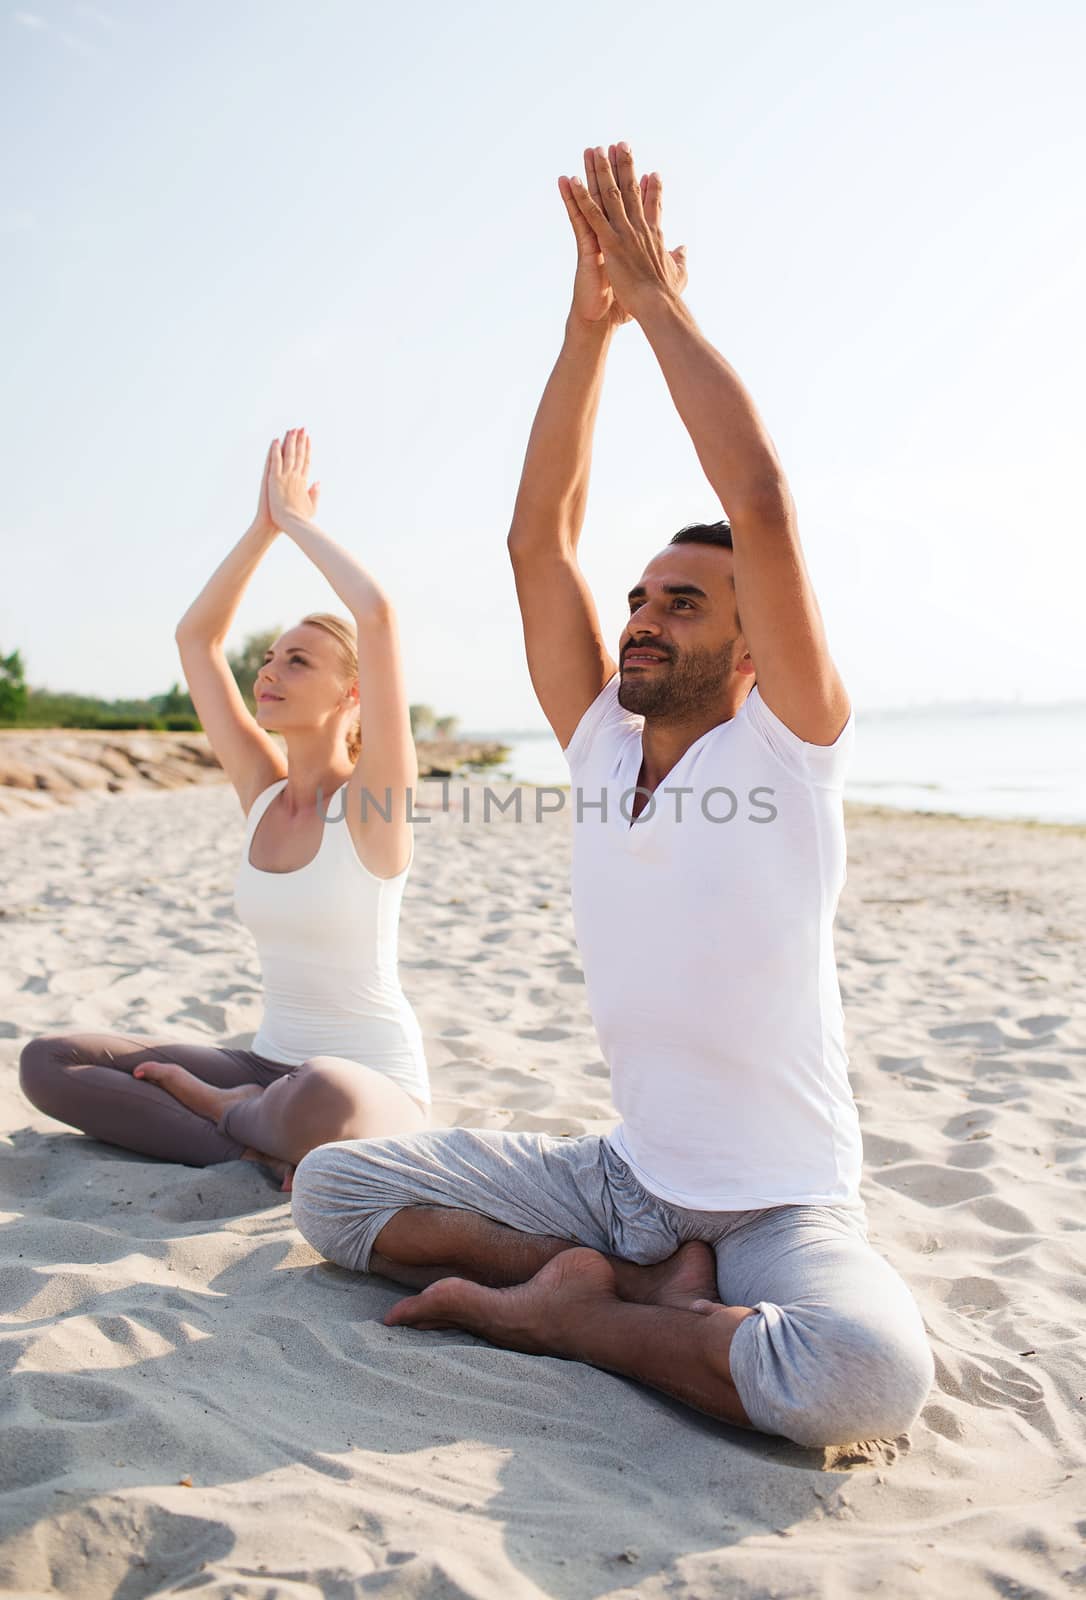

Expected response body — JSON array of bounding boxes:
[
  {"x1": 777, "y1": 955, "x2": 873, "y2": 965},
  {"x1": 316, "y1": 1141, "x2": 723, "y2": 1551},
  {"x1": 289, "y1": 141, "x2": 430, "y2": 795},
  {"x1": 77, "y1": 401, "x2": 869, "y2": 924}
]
[
  {"x1": 267, "y1": 428, "x2": 418, "y2": 878},
  {"x1": 174, "y1": 441, "x2": 290, "y2": 813}
]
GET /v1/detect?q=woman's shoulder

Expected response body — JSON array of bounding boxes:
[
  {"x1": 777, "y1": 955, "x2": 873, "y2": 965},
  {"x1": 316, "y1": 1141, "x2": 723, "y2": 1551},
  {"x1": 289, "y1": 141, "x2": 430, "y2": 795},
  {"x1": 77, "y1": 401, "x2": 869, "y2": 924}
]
[{"x1": 240, "y1": 772, "x2": 289, "y2": 822}]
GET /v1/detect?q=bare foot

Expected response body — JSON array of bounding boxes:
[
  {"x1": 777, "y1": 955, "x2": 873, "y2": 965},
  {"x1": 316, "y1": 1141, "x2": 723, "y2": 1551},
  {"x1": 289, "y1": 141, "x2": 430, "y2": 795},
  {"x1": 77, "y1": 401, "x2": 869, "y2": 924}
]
[
  {"x1": 131, "y1": 1064, "x2": 293, "y2": 1191},
  {"x1": 383, "y1": 1245, "x2": 621, "y2": 1355},
  {"x1": 610, "y1": 1240, "x2": 722, "y2": 1311},
  {"x1": 241, "y1": 1148, "x2": 295, "y2": 1193},
  {"x1": 132, "y1": 1062, "x2": 261, "y2": 1124},
  {"x1": 383, "y1": 1246, "x2": 754, "y2": 1428}
]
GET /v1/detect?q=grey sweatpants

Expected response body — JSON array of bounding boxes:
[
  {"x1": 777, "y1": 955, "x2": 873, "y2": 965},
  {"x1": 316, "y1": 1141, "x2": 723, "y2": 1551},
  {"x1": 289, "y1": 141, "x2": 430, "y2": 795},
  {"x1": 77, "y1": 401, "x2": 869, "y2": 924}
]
[{"x1": 291, "y1": 1127, "x2": 934, "y2": 1448}]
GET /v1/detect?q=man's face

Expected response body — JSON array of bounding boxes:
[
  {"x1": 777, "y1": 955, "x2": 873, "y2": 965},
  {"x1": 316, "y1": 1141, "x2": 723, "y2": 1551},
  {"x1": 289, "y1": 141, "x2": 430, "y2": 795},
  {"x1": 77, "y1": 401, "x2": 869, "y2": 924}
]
[{"x1": 617, "y1": 543, "x2": 749, "y2": 718}]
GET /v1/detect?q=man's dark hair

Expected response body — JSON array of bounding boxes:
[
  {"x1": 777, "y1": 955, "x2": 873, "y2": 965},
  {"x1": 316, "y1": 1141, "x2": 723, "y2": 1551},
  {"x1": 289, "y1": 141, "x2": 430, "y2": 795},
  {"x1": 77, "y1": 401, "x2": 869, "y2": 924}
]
[
  {"x1": 668, "y1": 519, "x2": 733, "y2": 551},
  {"x1": 666, "y1": 518, "x2": 743, "y2": 636}
]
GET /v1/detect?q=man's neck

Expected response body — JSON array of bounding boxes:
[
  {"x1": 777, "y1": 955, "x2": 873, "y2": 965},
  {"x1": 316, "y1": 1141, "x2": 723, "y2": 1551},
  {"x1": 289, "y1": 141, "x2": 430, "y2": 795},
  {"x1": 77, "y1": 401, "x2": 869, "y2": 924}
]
[{"x1": 636, "y1": 687, "x2": 752, "y2": 794}]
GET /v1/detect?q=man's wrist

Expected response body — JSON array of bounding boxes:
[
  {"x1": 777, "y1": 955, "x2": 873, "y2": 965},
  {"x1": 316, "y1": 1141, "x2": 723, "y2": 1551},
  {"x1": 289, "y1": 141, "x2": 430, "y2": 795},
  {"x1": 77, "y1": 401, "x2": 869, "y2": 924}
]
[{"x1": 630, "y1": 283, "x2": 691, "y2": 336}]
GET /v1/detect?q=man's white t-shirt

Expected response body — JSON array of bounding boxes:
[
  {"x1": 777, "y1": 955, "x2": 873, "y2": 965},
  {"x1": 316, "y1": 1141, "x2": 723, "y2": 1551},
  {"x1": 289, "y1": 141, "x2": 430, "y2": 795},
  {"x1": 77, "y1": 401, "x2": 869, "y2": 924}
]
[{"x1": 562, "y1": 673, "x2": 863, "y2": 1211}]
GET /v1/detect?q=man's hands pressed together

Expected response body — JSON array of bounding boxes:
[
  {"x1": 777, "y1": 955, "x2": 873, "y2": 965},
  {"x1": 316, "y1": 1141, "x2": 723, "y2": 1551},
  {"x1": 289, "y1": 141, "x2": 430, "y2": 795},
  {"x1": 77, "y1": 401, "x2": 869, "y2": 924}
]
[{"x1": 561, "y1": 144, "x2": 688, "y2": 329}]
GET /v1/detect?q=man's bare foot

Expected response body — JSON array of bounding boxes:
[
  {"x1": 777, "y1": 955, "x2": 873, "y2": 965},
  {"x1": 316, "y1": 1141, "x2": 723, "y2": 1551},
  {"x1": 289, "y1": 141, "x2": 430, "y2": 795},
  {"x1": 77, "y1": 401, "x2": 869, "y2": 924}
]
[
  {"x1": 132, "y1": 1062, "x2": 261, "y2": 1125},
  {"x1": 383, "y1": 1245, "x2": 622, "y2": 1354},
  {"x1": 384, "y1": 1244, "x2": 754, "y2": 1428},
  {"x1": 609, "y1": 1240, "x2": 722, "y2": 1311}
]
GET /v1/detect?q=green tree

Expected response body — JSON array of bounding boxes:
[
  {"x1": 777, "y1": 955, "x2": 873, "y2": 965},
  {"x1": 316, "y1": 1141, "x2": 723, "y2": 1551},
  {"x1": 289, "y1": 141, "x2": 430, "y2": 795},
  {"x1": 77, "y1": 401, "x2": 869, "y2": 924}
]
[
  {"x1": 434, "y1": 714, "x2": 459, "y2": 738},
  {"x1": 228, "y1": 628, "x2": 281, "y2": 710},
  {"x1": 156, "y1": 680, "x2": 195, "y2": 718},
  {"x1": 409, "y1": 703, "x2": 436, "y2": 737},
  {"x1": 0, "y1": 647, "x2": 28, "y2": 722}
]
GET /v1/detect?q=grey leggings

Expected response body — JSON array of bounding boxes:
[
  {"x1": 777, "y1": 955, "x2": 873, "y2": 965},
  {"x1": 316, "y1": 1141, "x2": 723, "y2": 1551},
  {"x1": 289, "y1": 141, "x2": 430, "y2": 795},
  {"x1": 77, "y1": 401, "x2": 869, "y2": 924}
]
[
  {"x1": 18, "y1": 1032, "x2": 424, "y2": 1167},
  {"x1": 291, "y1": 1127, "x2": 935, "y2": 1448}
]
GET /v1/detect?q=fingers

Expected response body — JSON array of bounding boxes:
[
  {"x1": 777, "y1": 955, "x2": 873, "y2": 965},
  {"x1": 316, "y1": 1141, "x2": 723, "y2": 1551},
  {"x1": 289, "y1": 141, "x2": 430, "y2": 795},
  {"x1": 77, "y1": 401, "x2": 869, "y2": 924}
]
[
  {"x1": 584, "y1": 145, "x2": 604, "y2": 210},
  {"x1": 643, "y1": 170, "x2": 663, "y2": 231},
  {"x1": 568, "y1": 172, "x2": 615, "y2": 244},
  {"x1": 589, "y1": 146, "x2": 627, "y2": 229},
  {"x1": 612, "y1": 141, "x2": 646, "y2": 227},
  {"x1": 558, "y1": 176, "x2": 600, "y2": 253},
  {"x1": 278, "y1": 427, "x2": 312, "y2": 476}
]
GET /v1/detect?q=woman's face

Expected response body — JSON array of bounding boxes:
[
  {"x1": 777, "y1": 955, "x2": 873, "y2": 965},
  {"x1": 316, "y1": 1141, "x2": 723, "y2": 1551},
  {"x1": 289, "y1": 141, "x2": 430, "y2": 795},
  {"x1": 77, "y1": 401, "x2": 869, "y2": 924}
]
[{"x1": 254, "y1": 624, "x2": 356, "y2": 736}]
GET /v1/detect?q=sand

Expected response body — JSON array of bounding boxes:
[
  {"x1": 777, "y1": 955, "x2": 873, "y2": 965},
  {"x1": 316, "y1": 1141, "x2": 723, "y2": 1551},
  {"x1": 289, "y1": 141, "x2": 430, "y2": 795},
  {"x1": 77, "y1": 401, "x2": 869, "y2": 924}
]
[{"x1": 1, "y1": 779, "x2": 1084, "y2": 1598}]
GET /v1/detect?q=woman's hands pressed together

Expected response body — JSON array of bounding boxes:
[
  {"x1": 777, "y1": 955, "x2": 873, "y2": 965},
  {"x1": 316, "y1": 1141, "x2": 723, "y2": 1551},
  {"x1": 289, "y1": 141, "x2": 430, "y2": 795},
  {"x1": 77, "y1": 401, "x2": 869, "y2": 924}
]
[
  {"x1": 267, "y1": 427, "x2": 322, "y2": 530},
  {"x1": 249, "y1": 437, "x2": 281, "y2": 539}
]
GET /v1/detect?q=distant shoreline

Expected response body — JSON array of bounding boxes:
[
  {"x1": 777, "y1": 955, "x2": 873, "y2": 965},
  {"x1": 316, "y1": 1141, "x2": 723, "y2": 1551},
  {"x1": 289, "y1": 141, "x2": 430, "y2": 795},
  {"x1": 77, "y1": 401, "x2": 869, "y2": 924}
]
[
  {"x1": 0, "y1": 728, "x2": 510, "y2": 820},
  {"x1": 1, "y1": 748, "x2": 1082, "y2": 835}
]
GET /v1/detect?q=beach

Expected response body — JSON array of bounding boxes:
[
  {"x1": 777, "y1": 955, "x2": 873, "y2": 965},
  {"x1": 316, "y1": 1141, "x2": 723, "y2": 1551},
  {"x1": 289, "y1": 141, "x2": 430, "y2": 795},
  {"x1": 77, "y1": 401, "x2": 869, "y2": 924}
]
[{"x1": 1, "y1": 778, "x2": 1084, "y2": 1598}]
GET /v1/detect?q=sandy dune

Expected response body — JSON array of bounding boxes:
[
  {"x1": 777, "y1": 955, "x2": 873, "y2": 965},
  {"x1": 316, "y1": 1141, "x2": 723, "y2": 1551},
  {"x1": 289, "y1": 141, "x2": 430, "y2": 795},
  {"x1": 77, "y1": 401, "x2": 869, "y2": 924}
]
[{"x1": 1, "y1": 781, "x2": 1084, "y2": 1597}]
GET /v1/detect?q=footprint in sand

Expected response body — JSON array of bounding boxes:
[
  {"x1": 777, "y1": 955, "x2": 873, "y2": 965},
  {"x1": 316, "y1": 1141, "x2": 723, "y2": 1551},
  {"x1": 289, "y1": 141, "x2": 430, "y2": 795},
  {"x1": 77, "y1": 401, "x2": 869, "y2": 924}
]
[
  {"x1": 921, "y1": 1402, "x2": 968, "y2": 1442},
  {"x1": 942, "y1": 1275, "x2": 1010, "y2": 1313},
  {"x1": 166, "y1": 999, "x2": 229, "y2": 1035},
  {"x1": 1021, "y1": 1059, "x2": 1073, "y2": 1081},
  {"x1": 942, "y1": 1111, "x2": 995, "y2": 1140},
  {"x1": 441, "y1": 1039, "x2": 481, "y2": 1061},
  {"x1": 932, "y1": 1349, "x2": 1045, "y2": 1417},
  {"x1": 876, "y1": 1055, "x2": 926, "y2": 1075},
  {"x1": 872, "y1": 1162, "x2": 993, "y2": 1205},
  {"x1": 930, "y1": 1021, "x2": 1009, "y2": 1050},
  {"x1": 0, "y1": 1432, "x2": 71, "y2": 1494},
  {"x1": 969, "y1": 1195, "x2": 1040, "y2": 1235},
  {"x1": 862, "y1": 1132, "x2": 917, "y2": 1165},
  {"x1": 1016, "y1": 1014, "x2": 1069, "y2": 1035},
  {"x1": 21, "y1": 1372, "x2": 133, "y2": 1422}
]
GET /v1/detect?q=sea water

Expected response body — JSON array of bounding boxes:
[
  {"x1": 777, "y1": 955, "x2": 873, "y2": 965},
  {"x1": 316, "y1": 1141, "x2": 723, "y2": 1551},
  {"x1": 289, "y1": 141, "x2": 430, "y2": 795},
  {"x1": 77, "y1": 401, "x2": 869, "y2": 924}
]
[{"x1": 474, "y1": 702, "x2": 1086, "y2": 825}]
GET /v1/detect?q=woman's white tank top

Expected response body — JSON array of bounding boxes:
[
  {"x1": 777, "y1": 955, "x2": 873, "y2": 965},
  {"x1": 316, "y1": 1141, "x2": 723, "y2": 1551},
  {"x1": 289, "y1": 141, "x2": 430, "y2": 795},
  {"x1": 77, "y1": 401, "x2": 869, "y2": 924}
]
[{"x1": 232, "y1": 779, "x2": 430, "y2": 1104}]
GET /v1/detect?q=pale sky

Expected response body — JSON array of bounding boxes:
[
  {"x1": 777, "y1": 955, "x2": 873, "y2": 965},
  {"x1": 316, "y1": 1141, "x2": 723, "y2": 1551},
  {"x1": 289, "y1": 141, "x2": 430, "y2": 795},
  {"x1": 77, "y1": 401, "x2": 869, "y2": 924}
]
[{"x1": 3, "y1": 0, "x2": 1084, "y2": 730}]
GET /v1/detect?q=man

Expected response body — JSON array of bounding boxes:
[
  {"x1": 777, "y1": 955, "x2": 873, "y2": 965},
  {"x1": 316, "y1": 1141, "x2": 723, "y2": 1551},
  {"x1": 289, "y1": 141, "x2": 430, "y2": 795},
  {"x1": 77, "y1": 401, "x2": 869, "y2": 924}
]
[{"x1": 291, "y1": 143, "x2": 934, "y2": 1448}]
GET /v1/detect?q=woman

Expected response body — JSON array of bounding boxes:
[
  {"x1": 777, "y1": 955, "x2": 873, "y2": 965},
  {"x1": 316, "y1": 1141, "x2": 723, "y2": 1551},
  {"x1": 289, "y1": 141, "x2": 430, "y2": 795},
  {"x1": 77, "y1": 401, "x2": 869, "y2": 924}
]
[{"x1": 19, "y1": 427, "x2": 431, "y2": 1190}]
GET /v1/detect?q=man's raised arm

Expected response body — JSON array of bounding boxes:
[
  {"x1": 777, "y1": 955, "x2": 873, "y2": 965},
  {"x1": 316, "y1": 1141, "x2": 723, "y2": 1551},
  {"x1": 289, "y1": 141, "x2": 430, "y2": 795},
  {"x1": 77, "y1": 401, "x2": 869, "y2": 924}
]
[
  {"x1": 567, "y1": 144, "x2": 850, "y2": 747},
  {"x1": 507, "y1": 153, "x2": 686, "y2": 751}
]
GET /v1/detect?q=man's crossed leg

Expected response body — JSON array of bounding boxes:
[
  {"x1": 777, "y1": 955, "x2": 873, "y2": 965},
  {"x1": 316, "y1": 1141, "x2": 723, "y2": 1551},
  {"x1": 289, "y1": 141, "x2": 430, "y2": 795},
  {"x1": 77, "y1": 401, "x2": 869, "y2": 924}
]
[
  {"x1": 291, "y1": 1127, "x2": 934, "y2": 1449},
  {"x1": 372, "y1": 1204, "x2": 755, "y2": 1428}
]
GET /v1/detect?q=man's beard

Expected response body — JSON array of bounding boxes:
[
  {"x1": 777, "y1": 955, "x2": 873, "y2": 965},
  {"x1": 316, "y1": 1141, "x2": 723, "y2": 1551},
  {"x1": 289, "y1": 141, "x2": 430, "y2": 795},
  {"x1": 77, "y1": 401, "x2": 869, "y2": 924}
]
[{"x1": 618, "y1": 638, "x2": 737, "y2": 718}]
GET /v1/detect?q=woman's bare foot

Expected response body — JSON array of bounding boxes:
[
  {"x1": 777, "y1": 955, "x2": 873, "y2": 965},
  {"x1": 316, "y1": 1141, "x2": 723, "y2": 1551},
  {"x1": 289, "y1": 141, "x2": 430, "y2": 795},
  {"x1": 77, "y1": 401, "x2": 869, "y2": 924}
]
[
  {"x1": 132, "y1": 1061, "x2": 261, "y2": 1124},
  {"x1": 132, "y1": 1064, "x2": 293, "y2": 1191}
]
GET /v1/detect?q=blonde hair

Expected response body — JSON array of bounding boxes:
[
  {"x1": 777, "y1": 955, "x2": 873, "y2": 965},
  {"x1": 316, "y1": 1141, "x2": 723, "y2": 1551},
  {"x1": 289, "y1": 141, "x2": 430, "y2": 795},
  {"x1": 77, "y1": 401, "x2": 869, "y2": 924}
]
[{"x1": 300, "y1": 612, "x2": 362, "y2": 763}]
